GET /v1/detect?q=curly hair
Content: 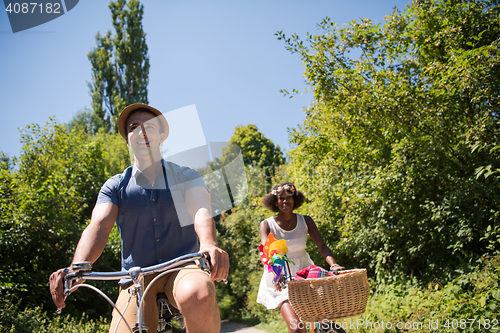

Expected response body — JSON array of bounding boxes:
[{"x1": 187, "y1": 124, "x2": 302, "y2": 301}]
[{"x1": 261, "y1": 181, "x2": 306, "y2": 212}]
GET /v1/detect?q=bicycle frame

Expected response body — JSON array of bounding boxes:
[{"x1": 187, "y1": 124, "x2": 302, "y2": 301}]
[{"x1": 62, "y1": 252, "x2": 211, "y2": 333}]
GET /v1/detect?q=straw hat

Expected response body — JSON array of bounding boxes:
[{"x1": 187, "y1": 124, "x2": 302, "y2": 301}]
[{"x1": 118, "y1": 103, "x2": 169, "y2": 140}]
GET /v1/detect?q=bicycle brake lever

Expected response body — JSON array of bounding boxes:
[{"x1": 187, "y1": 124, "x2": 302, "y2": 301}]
[
  {"x1": 56, "y1": 277, "x2": 68, "y2": 314},
  {"x1": 201, "y1": 252, "x2": 211, "y2": 272},
  {"x1": 62, "y1": 275, "x2": 74, "y2": 297}
]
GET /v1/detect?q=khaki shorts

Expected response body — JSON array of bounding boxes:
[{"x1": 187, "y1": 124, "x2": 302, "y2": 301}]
[{"x1": 108, "y1": 263, "x2": 207, "y2": 333}]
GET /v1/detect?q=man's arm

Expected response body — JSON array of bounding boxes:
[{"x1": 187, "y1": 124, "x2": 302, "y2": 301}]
[
  {"x1": 49, "y1": 202, "x2": 118, "y2": 309},
  {"x1": 72, "y1": 202, "x2": 118, "y2": 263},
  {"x1": 185, "y1": 186, "x2": 229, "y2": 282}
]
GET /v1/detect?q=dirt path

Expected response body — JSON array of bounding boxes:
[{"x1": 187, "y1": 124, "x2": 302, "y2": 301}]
[{"x1": 220, "y1": 321, "x2": 270, "y2": 333}]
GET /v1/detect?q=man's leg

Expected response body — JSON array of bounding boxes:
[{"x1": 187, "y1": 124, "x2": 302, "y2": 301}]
[
  {"x1": 165, "y1": 265, "x2": 220, "y2": 333},
  {"x1": 109, "y1": 284, "x2": 139, "y2": 333}
]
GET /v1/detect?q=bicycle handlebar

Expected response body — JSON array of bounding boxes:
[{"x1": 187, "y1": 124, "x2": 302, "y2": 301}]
[
  {"x1": 59, "y1": 252, "x2": 225, "y2": 332},
  {"x1": 63, "y1": 252, "x2": 211, "y2": 296}
]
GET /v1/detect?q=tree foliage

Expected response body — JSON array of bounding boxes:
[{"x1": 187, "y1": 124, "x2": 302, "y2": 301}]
[
  {"x1": 1, "y1": 1, "x2": 143, "y2": 321},
  {"x1": 87, "y1": 0, "x2": 150, "y2": 133},
  {"x1": 207, "y1": 124, "x2": 286, "y2": 214},
  {"x1": 229, "y1": 124, "x2": 285, "y2": 171},
  {"x1": 217, "y1": 166, "x2": 290, "y2": 321},
  {"x1": 279, "y1": 0, "x2": 500, "y2": 282},
  {"x1": 215, "y1": 126, "x2": 286, "y2": 320},
  {"x1": 354, "y1": 255, "x2": 500, "y2": 333},
  {"x1": 0, "y1": 120, "x2": 124, "y2": 320},
  {"x1": 0, "y1": 152, "x2": 11, "y2": 171}
]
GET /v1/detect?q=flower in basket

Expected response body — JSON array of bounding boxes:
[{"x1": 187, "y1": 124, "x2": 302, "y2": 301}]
[{"x1": 259, "y1": 233, "x2": 295, "y2": 283}]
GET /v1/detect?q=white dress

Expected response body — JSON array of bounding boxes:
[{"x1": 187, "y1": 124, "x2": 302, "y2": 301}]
[{"x1": 256, "y1": 214, "x2": 314, "y2": 309}]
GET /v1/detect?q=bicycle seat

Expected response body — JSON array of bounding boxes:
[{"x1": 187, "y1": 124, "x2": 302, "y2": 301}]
[{"x1": 156, "y1": 292, "x2": 185, "y2": 333}]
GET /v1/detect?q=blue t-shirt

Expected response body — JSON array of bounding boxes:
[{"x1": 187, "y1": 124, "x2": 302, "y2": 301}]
[{"x1": 96, "y1": 160, "x2": 206, "y2": 282}]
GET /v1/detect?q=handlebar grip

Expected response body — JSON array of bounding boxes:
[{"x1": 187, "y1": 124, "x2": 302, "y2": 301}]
[
  {"x1": 62, "y1": 274, "x2": 73, "y2": 297},
  {"x1": 202, "y1": 252, "x2": 228, "y2": 284},
  {"x1": 57, "y1": 274, "x2": 73, "y2": 314}
]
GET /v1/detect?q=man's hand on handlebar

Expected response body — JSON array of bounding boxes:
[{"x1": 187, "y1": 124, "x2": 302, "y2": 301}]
[
  {"x1": 199, "y1": 245, "x2": 229, "y2": 283},
  {"x1": 49, "y1": 268, "x2": 70, "y2": 310},
  {"x1": 49, "y1": 268, "x2": 83, "y2": 310}
]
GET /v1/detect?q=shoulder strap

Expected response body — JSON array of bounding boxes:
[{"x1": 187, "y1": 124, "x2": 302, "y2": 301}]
[
  {"x1": 161, "y1": 159, "x2": 170, "y2": 191},
  {"x1": 298, "y1": 214, "x2": 308, "y2": 232},
  {"x1": 118, "y1": 166, "x2": 133, "y2": 191}
]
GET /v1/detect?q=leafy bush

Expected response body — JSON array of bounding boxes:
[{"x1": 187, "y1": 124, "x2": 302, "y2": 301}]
[
  {"x1": 343, "y1": 255, "x2": 500, "y2": 332},
  {"x1": 0, "y1": 295, "x2": 108, "y2": 333},
  {"x1": 215, "y1": 166, "x2": 272, "y2": 320},
  {"x1": 0, "y1": 119, "x2": 125, "y2": 320},
  {"x1": 281, "y1": 0, "x2": 500, "y2": 284}
]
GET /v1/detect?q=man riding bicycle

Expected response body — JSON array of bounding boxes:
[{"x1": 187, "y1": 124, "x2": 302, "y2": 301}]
[{"x1": 49, "y1": 104, "x2": 229, "y2": 333}]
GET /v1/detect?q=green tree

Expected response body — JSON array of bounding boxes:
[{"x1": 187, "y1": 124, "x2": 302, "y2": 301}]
[
  {"x1": 68, "y1": 108, "x2": 133, "y2": 172},
  {"x1": 216, "y1": 166, "x2": 290, "y2": 322},
  {"x1": 0, "y1": 151, "x2": 10, "y2": 171},
  {"x1": 88, "y1": 0, "x2": 150, "y2": 133},
  {"x1": 229, "y1": 124, "x2": 285, "y2": 171},
  {"x1": 67, "y1": 108, "x2": 95, "y2": 135},
  {"x1": 215, "y1": 126, "x2": 286, "y2": 320},
  {"x1": 206, "y1": 124, "x2": 286, "y2": 213},
  {"x1": 279, "y1": 0, "x2": 500, "y2": 282},
  {"x1": 0, "y1": 120, "x2": 121, "y2": 320}
]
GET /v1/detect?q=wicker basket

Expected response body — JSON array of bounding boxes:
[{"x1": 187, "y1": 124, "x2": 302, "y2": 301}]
[{"x1": 288, "y1": 269, "x2": 370, "y2": 322}]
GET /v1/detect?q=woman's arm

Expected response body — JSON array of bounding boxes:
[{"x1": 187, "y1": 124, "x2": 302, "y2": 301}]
[
  {"x1": 304, "y1": 215, "x2": 345, "y2": 270},
  {"x1": 259, "y1": 219, "x2": 270, "y2": 245}
]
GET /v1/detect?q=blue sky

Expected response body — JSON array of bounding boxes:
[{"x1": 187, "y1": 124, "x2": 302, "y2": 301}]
[{"x1": 0, "y1": 0, "x2": 410, "y2": 161}]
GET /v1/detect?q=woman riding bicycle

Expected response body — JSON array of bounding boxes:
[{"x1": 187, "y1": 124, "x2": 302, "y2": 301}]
[{"x1": 256, "y1": 182, "x2": 346, "y2": 333}]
